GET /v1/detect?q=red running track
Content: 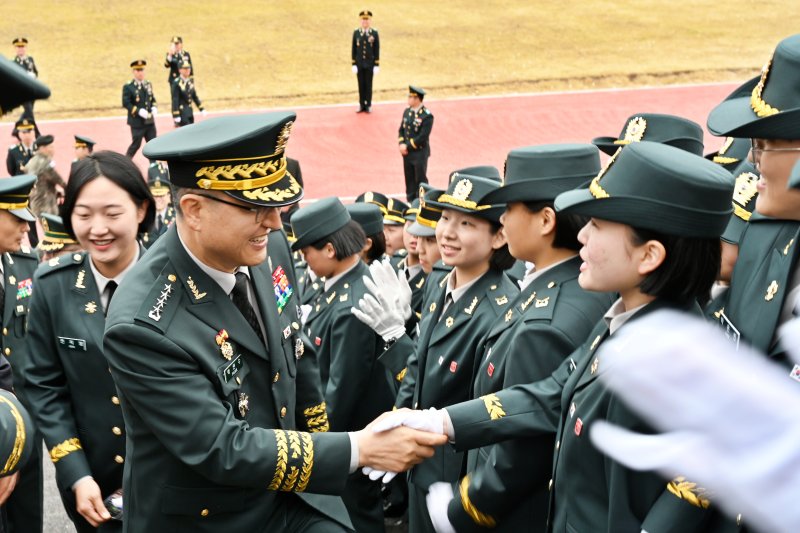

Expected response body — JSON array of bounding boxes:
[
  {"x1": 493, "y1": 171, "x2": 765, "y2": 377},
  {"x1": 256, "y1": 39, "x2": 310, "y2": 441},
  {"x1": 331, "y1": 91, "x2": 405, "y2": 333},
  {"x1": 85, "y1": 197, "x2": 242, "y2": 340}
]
[{"x1": 2, "y1": 83, "x2": 738, "y2": 200}]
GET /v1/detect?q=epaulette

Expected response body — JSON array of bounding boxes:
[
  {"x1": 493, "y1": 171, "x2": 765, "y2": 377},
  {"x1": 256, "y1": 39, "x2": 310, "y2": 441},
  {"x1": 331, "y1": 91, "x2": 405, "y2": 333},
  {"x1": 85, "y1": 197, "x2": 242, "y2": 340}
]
[
  {"x1": 486, "y1": 282, "x2": 513, "y2": 313},
  {"x1": 8, "y1": 246, "x2": 36, "y2": 261},
  {"x1": 133, "y1": 272, "x2": 182, "y2": 332},
  {"x1": 36, "y1": 251, "x2": 86, "y2": 277},
  {"x1": 518, "y1": 278, "x2": 561, "y2": 322}
]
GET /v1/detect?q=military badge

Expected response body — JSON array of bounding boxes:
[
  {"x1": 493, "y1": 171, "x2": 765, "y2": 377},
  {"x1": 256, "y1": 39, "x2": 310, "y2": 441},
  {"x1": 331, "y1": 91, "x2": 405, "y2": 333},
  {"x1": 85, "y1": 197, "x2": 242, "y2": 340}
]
[
  {"x1": 75, "y1": 269, "x2": 86, "y2": 289},
  {"x1": 85, "y1": 301, "x2": 98, "y2": 314},
  {"x1": 283, "y1": 326, "x2": 291, "y2": 339},
  {"x1": 765, "y1": 280, "x2": 779, "y2": 302},
  {"x1": 314, "y1": 337, "x2": 321, "y2": 346},
  {"x1": 8, "y1": 276, "x2": 15, "y2": 285},
  {"x1": 187, "y1": 276, "x2": 206, "y2": 300},
  {"x1": 450, "y1": 361, "x2": 457, "y2": 373},
  {"x1": 445, "y1": 317, "x2": 454, "y2": 328},
  {"x1": 487, "y1": 363, "x2": 494, "y2": 377},
  {"x1": 574, "y1": 418, "x2": 583, "y2": 436},
  {"x1": 216, "y1": 330, "x2": 234, "y2": 361},
  {"x1": 272, "y1": 266, "x2": 293, "y2": 314},
  {"x1": 464, "y1": 297, "x2": 478, "y2": 315},
  {"x1": 590, "y1": 357, "x2": 599, "y2": 375},
  {"x1": 16, "y1": 278, "x2": 32, "y2": 299},
  {"x1": 294, "y1": 338, "x2": 304, "y2": 359},
  {"x1": 238, "y1": 392, "x2": 249, "y2": 417}
]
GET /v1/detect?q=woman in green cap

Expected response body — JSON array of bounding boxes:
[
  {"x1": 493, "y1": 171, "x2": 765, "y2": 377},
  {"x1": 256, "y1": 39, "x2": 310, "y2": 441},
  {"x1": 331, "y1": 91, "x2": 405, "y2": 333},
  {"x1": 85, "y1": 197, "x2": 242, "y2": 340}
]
[
  {"x1": 353, "y1": 174, "x2": 519, "y2": 533},
  {"x1": 23, "y1": 151, "x2": 154, "y2": 532},
  {"x1": 374, "y1": 141, "x2": 735, "y2": 532}
]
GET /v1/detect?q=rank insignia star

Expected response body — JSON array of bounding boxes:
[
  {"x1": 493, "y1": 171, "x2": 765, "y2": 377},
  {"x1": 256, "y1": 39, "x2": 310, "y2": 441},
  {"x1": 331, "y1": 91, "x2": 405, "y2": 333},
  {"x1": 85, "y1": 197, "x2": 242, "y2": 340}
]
[
  {"x1": 765, "y1": 280, "x2": 779, "y2": 301},
  {"x1": 85, "y1": 301, "x2": 98, "y2": 314},
  {"x1": 445, "y1": 317, "x2": 454, "y2": 328}
]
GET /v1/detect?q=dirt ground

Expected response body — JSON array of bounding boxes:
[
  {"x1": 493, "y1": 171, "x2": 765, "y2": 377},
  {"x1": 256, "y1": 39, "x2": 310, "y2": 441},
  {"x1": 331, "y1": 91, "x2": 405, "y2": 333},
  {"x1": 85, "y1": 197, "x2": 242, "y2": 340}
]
[{"x1": 2, "y1": 1, "x2": 797, "y2": 118}]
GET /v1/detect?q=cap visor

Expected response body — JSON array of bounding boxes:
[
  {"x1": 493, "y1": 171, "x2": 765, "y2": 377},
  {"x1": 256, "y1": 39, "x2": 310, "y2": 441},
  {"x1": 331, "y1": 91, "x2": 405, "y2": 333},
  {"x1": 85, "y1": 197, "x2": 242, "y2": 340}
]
[
  {"x1": 407, "y1": 222, "x2": 436, "y2": 237},
  {"x1": 10, "y1": 208, "x2": 35, "y2": 222},
  {"x1": 591, "y1": 137, "x2": 621, "y2": 156}
]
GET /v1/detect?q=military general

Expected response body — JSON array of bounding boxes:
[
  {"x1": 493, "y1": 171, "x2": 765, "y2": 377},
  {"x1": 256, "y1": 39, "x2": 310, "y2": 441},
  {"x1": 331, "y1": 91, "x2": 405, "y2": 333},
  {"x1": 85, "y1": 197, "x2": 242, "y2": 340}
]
[
  {"x1": 351, "y1": 10, "x2": 380, "y2": 113},
  {"x1": 121, "y1": 60, "x2": 157, "y2": 159},
  {"x1": 398, "y1": 86, "x2": 434, "y2": 201}
]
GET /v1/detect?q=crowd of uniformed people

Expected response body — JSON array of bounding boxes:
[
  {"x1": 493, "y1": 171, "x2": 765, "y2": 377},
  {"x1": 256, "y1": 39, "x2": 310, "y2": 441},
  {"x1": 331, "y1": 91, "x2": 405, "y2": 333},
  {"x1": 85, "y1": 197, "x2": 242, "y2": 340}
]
[{"x1": 1, "y1": 20, "x2": 800, "y2": 533}]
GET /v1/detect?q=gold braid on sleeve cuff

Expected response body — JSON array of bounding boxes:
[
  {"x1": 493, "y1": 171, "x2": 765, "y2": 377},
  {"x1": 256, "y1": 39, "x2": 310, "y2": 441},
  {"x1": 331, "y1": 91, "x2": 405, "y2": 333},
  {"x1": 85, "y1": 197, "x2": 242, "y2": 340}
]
[
  {"x1": 268, "y1": 430, "x2": 315, "y2": 492},
  {"x1": 49, "y1": 438, "x2": 83, "y2": 463},
  {"x1": 666, "y1": 476, "x2": 711, "y2": 509},
  {"x1": 459, "y1": 475, "x2": 496, "y2": 527}
]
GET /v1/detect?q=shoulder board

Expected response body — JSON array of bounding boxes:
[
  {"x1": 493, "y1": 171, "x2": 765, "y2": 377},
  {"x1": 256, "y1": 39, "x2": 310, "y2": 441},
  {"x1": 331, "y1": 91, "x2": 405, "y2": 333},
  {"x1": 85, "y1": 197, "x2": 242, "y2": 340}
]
[
  {"x1": 8, "y1": 247, "x2": 37, "y2": 261},
  {"x1": 520, "y1": 280, "x2": 562, "y2": 322},
  {"x1": 36, "y1": 251, "x2": 87, "y2": 277},
  {"x1": 331, "y1": 279, "x2": 355, "y2": 306},
  {"x1": 133, "y1": 272, "x2": 182, "y2": 332}
]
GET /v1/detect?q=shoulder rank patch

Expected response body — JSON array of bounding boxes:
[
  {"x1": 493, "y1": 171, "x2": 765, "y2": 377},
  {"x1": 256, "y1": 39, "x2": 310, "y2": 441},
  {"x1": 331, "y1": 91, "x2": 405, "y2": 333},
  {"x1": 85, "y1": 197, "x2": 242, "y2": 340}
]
[{"x1": 148, "y1": 283, "x2": 174, "y2": 321}]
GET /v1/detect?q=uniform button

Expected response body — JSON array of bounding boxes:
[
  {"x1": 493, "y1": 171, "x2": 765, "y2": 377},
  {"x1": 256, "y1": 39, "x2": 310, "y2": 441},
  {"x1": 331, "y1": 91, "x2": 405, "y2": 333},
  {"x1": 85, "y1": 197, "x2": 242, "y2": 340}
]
[
  {"x1": 200, "y1": 508, "x2": 209, "y2": 517},
  {"x1": 112, "y1": 427, "x2": 122, "y2": 436},
  {"x1": 548, "y1": 479, "x2": 553, "y2": 491},
  {"x1": 114, "y1": 455, "x2": 124, "y2": 464},
  {"x1": 4, "y1": 348, "x2": 10, "y2": 356},
  {"x1": 413, "y1": 402, "x2": 419, "y2": 409},
  {"x1": 111, "y1": 396, "x2": 120, "y2": 405},
  {"x1": 280, "y1": 406, "x2": 287, "y2": 418},
  {"x1": 555, "y1": 440, "x2": 560, "y2": 450},
  {"x1": 2, "y1": 328, "x2": 7, "y2": 336},
  {"x1": 273, "y1": 372, "x2": 280, "y2": 383}
]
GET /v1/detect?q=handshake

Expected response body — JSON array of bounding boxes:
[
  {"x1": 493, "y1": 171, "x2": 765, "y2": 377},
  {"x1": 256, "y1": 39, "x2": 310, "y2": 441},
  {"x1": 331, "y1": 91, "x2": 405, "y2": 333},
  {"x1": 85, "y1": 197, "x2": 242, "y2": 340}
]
[{"x1": 356, "y1": 407, "x2": 449, "y2": 482}]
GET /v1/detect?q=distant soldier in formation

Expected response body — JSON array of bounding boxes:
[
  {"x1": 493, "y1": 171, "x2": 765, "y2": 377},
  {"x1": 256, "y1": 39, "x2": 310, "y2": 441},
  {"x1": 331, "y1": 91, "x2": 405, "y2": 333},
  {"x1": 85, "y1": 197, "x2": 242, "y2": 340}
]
[
  {"x1": 6, "y1": 118, "x2": 36, "y2": 176},
  {"x1": 398, "y1": 86, "x2": 434, "y2": 202},
  {"x1": 11, "y1": 38, "x2": 38, "y2": 123},
  {"x1": 171, "y1": 61, "x2": 205, "y2": 127},
  {"x1": 351, "y1": 10, "x2": 380, "y2": 113},
  {"x1": 121, "y1": 59, "x2": 157, "y2": 158},
  {"x1": 164, "y1": 36, "x2": 192, "y2": 85}
]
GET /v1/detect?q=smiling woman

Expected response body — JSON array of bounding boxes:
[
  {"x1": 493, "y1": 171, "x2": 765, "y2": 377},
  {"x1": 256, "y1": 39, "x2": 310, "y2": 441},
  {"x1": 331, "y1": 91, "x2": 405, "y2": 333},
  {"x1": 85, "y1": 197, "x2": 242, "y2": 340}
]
[{"x1": 23, "y1": 151, "x2": 154, "y2": 532}]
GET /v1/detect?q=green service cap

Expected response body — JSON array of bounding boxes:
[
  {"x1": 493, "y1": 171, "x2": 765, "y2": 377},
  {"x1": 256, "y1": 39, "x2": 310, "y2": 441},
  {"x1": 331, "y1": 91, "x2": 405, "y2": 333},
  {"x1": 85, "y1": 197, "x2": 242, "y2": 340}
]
[
  {"x1": 74, "y1": 135, "x2": 96, "y2": 148},
  {"x1": 38, "y1": 213, "x2": 79, "y2": 252},
  {"x1": 355, "y1": 191, "x2": 389, "y2": 214},
  {"x1": 708, "y1": 34, "x2": 800, "y2": 139},
  {"x1": 720, "y1": 160, "x2": 759, "y2": 245},
  {"x1": 143, "y1": 112, "x2": 303, "y2": 207},
  {"x1": 592, "y1": 113, "x2": 705, "y2": 156},
  {"x1": 409, "y1": 85, "x2": 426, "y2": 98},
  {"x1": 290, "y1": 197, "x2": 351, "y2": 251},
  {"x1": 408, "y1": 185, "x2": 444, "y2": 237},
  {"x1": 403, "y1": 198, "x2": 420, "y2": 222},
  {"x1": 346, "y1": 202, "x2": 384, "y2": 235},
  {"x1": 0, "y1": 389, "x2": 34, "y2": 478},
  {"x1": 448, "y1": 165, "x2": 500, "y2": 184},
  {"x1": 481, "y1": 144, "x2": 601, "y2": 205},
  {"x1": 705, "y1": 137, "x2": 751, "y2": 172},
  {"x1": 555, "y1": 141, "x2": 733, "y2": 238},
  {"x1": 384, "y1": 198, "x2": 409, "y2": 225},
  {"x1": 0, "y1": 174, "x2": 36, "y2": 222},
  {"x1": 0, "y1": 57, "x2": 50, "y2": 116},
  {"x1": 428, "y1": 174, "x2": 505, "y2": 223}
]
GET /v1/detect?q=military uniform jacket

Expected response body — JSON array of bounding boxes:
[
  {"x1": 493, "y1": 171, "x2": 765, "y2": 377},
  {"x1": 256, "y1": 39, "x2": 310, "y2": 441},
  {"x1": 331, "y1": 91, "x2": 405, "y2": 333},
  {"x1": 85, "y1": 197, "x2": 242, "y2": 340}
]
[
  {"x1": 1, "y1": 248, "x2": 38, "y2": 393},
  {"x1": 446, "y1": 300, "x2": 718, "y2": 532},
  {"x1": 395, "y1": 256, "x2": 427, "y2": 316},
  {"x1": 171, "y1": 76, "x2": 203, "y2": 122},
  {"x1": 121, "y1": 79, "x2": 157, "y2": 127},
  {"x1": 103, "y1": 228, "x2": 351, "y2": 532},
  {"x1": 304, "y1": 261, "x2": 395, "y2": 432},
  {"x1": 388, "y1": 269, "x2": 519, "y2": 489},
  {"x1": 164, "y1": 50, "x2": 192, "y2": 83},
  {"x1": 449, "y1": 257, "x2": 615, "y2": 532},
  {"x1": 140, "y1": 205, "x2": 176, "y2": 249},
  {"x1": 398, "y1": 106, "x2": 434, "y2": 159},
  {"x1": 712, "y1": 214, "x2": 800, "y2": 365},
  {"x1": 13, "y1": 55, "x2": 38, "y2": 77},
  {"x1": 21, "y1": 252, "x2": 126, "y2": 497},
  {"x1": 6, "y1": 143, "x2": 34, "y2": 176},
  {"x1": 351, "y1": 27, "x2": 380, "y2": 68}
]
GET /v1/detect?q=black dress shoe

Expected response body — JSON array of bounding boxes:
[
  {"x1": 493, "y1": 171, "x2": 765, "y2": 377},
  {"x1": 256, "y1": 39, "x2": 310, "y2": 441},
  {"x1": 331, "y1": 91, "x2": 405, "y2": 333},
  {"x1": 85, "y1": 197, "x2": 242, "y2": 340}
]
[
  {"x1": 356, "y1": 107, "x2": 366, "y2": 113},
  {"x1": 365, "y1": 106, "x2": 371, "y2": 113}
]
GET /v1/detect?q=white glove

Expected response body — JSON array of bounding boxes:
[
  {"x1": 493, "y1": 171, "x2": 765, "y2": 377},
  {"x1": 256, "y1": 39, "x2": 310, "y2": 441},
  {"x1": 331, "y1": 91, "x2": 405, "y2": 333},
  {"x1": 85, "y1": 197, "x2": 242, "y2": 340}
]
[
  {"x1": 26, "y1": 71, "x2": 36, "y2": 78},
  {"x1": 150, "y1": 106, "x2": 158, "y2": 116},
  {"x1": 138, "y1": 108, "x2": 149, "y2": 119},
  {"x1": 299, "y1": 304, "x2": 312, "y2": 325},
  {"x1": 427, "y1": 482, "x2": 456, "y2": 533},
  {"x1": 174, "y1": 117, "x2": 181, "y2": 124},
  {"x1": 201, "y1": 110, "x2": 208, "y2": 117},
  {"x1": 367, "y1": 259, "x2": 412, "y2": 321},
  {"x1": 588, "y1": 311, "x2": 800, "y2": 533},
  {"x1": 351, "y1": 294, "x2": 405, "y2": 341},
  {"x1": 371, "y1": 407, "x2": 446, "y2": 435},
  {"x1": 373, "y1": 66, "x2": 380, "y2": 75},
  {"x1": 361, "y1": 466, "x2": 397, "y2": 484},
  {"x1": 352, "y1": 65, "x2": 358, "y2": 74}
]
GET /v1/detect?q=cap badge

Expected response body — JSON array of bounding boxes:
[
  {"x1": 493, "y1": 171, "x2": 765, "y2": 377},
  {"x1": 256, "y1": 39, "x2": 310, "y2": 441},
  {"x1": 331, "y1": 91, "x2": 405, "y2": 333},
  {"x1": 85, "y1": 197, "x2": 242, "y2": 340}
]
[
  {"x1": 617, "y1": 116, "x2": 647, "y2": 144},
  {"x1": 452, "y1": 179, "x2": 473, "y2": 201}
]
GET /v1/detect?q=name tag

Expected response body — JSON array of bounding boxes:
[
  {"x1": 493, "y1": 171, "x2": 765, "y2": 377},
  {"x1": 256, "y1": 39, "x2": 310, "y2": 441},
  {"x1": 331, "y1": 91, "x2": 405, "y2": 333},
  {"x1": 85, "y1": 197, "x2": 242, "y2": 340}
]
[
  {"x1": 717, "y1": 311, "x2": 741, "y2": 350},
  {"x1": 58, "y1": 337, "x2": 87, "y2": 351},
  {"x1": 222, "y1": 355, "x2": 243, "y2": 383}
]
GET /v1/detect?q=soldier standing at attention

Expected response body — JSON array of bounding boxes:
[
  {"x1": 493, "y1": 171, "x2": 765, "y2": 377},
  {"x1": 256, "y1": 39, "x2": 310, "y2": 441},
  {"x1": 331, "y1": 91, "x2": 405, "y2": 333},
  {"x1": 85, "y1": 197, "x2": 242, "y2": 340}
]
[
  {"x1": 121, "y1": 60, "x2": 157, "y2": 159},
  {"x1": 171, "y1": 61, "x2": 204, "y2": 127},
  {"x1": 164, "y1": 36, "x2": 192, "y2": 86},
  {"x1": 6, "y1": 118, "x2": 36, "y2": 176},
  {"x1": 12, "y1": 38, "x2": 38, "y2": 123},
  {"x1": 398, "y1": 86, "x2": 434, "y2": 202},
  {"x1": 351, "y1": 10, "x2": 379, "y2": 113}
]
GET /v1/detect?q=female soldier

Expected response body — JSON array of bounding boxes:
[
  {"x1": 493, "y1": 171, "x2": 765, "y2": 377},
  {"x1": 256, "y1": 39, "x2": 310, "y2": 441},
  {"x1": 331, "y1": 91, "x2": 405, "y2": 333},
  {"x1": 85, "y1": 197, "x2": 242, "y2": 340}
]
[
  {"x1": 23, "y1": 151, "x2": 154, "y2": 532},
  {"x1": 380, "y1": 141, "x2": 735, "y2": 532},
  {"x1": 355, "y1": 175, "x2": 519, "y2": 532},
  {"x1": 346, "y1": 202, "x2": 386, "y2": 264}
]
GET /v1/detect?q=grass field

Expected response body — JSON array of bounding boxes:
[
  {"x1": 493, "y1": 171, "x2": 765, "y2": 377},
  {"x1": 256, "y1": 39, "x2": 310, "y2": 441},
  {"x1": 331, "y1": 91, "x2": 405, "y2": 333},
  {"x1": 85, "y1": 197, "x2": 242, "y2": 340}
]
[{"x1": 2, "y1": 1, "x2": 798, "y2": 118}]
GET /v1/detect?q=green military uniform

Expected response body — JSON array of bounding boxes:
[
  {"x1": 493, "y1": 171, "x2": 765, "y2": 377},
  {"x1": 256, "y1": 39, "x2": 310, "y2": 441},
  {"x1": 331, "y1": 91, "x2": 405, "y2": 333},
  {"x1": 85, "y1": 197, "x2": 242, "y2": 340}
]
[
  {"x1": 6, "y1": 119, "x2": 36, "y2": 176},
  {"x1": 399, "y1": 86, "x2": 434, "y2": 201},
  {"x1": 447, "y1": 144, "x2": 616, "y2": 532},
  {"x1": 384, "y1": 176, "x2": 520, "y2": 532},
  {"x1": 121, "y1": 60, "x2": 157, "y2": 158},
  {"x1": 11, "y1": 37, "x2": 38, "y2": 123},
  {"x1": 164, "y1": 36, "x2": 193, "y2": 84},
  {"x1": 443, "y1": 142, "x2": 735, "y2": 532},
  {"x1": 140, "y1": 166, "x2": 175, "y2": 249},
  {"x1": 352, "y1": 11, "x2": 380, "y2": 112},
  {"x1": 171, "y1": 63, "x2": 204, "y2": 127},
  {"x1": 293, "y1": 197, "x2": 394, "y2": 533},
  {"x1": 0, "y1": 175, "x2": 42, "y2": 533},
  {"x1": 107, "y1": 112, "x2": 352, "y2": 532},
  {"x1": 705, "y1": 136, "x2": 752, "y2": 173},
  {"x1": 23, "y1": 252, "x2": 126, "y2": 532}
]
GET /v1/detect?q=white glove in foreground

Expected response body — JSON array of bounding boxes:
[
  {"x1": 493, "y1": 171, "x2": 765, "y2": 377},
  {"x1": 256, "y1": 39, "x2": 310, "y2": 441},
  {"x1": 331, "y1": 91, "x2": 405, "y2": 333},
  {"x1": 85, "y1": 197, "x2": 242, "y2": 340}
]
[
  {"x1": 589, "y1": 310, "x2": 800, "y2": 533},
  {"x1": 352, "y1": 65, "x2": 359, "y2": 74},
  {"x1": 426, "y1": 482, "x2": 456, "y2": 533},
  {"x1": 360, "y1": 466, "x2": 396, "y2": 484},
  {"x1": 371, "y1": 408, "x2": 446, "y2": 435},
  {"x1": 150, "y1": 107, "x2": 158, "y2": 116},
  {"x1": 366, "y1": 259, "x2": 413, "y2": 321}
]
